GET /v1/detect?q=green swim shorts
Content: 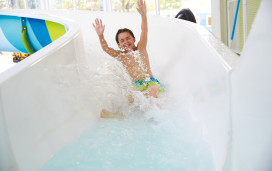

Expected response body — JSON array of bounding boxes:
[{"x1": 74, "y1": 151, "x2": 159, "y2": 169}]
[{"x1": 133, "y1": 77, "x2": 162, "y2": 92}]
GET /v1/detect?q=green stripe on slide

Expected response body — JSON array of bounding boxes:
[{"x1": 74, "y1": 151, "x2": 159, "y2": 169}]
[
  {"x1": 45, "y1": 20, "x2": 66, "y2": 41},
  {"x1": 21, "y1": 26, "x2": 35, "y2": 54}
]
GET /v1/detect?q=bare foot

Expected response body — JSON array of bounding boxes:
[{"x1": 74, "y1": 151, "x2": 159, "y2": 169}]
[
  {"x1": 128, "y1": 95, "x2": 134, "y2": 104},
  {"x1": 100, "y1": 109, "x2": 124, "y2": 119}
]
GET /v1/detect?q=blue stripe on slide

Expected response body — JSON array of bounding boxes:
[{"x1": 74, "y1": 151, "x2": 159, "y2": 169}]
[
  {"x1": 0, "y1": 27, "x2": 21, "y2": 52},
  {"x1": 25, "y1": 18, "x2": 43, "y2": 51},
  {"x1": 0, "y1": 15, "x2": 27, "y2": 53},
  {"x1": 28, "y1": 18, "x2": 52, "y2": 47}
]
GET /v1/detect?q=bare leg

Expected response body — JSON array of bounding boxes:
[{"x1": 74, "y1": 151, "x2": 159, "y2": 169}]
[
  {"x1": 147, "y1": 84, "x2": 162, "y2": 109},
  {"x1": 147, "y1": 84, "x2": 160, "y2": 98},
  {"x1": 100, "y1": 109, "x2": 124, "y2": 119},
  {"x1": 100, "y1": 94, "x2": 134, "y2": 119},
  {"x1": 100, "y1": 85, "x2": 160, "y2": 118}
]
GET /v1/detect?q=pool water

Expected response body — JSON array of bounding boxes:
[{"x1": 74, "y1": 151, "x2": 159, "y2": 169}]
[
  {"x1": 40, "y1": 107, "x2": 215, "y2": 171},
  {"x1": 40, "y1": 48, "x2": 215, "y2": 171}
]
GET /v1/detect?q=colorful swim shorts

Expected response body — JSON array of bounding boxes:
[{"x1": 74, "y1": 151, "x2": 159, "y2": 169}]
[{"x1": 134, "y1": 77, "x2": 163, "y2": 92}]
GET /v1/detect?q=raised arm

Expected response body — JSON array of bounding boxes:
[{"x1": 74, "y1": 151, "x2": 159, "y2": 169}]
[
  {"x1": 92, "y1": 18, "x2": 120, "y2": 58},
  {"x1": 136, "y1": 0, "x2": 148, "y2": 50}
]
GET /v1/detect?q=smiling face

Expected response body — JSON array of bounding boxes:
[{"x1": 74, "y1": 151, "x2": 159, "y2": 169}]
[{"x1": 117, "y1": 32, "x2": 136, "y2": 51}]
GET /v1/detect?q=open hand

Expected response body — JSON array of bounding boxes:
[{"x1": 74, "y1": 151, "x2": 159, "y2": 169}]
[
  {"x1": 136, "y1": 0, "x2": 146, "y2": 15},
  {"x1": 92, "y1": 18, "x2": 105, "y2": 36}
]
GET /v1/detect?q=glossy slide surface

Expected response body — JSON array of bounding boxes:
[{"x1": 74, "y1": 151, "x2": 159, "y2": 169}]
[{"x1": 0, "y1": 11, "x2": 95, "y2": 171}]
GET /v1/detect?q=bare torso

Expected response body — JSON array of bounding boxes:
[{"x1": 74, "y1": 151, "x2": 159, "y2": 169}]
[{"x1": 117, "y1": 50, "x2": 153, "y2": 81}]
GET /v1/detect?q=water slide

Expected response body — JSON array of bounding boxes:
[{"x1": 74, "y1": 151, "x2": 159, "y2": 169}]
[
  {"x1": 0, "y1": 14, "x2": 67, "y2": 54},
  {"x1": 0, "y1": 0, "x2": 271, "y2": 170}
]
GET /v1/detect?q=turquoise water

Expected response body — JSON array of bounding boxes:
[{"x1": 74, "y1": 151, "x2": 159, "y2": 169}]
[{"x1": 40, "y1": 107, "x2": 215, "y2": 171}]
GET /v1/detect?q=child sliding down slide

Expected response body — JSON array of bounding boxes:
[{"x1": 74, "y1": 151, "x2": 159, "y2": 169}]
[{"x1": 92, "y1": 0, "x2": 162, "y2": 118}]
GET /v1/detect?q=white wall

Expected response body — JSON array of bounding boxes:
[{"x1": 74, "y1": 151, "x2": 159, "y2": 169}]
[
  {"x1": 231, "y1": 0, "x2": 272, "y2": 170},
  {"x1": 211, "y1": 0, "x2": 221, "y2": 40}
]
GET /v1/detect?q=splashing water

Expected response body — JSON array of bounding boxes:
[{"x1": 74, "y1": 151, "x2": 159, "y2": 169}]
[
  {"x1": 84, "y1": 49, "x2": 163, "y2": 115},
  {"x1": 39, "y1": 47, "x2": 215, "y2": 170}
]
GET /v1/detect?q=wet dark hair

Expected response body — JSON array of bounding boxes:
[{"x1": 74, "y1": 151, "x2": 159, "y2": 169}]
[
  {"x1": 175, "y1": 8, "x2": 197, "y2": 23},
  {"x1": 115, "y1": 28, "x2": 135, "y2": 44}
]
